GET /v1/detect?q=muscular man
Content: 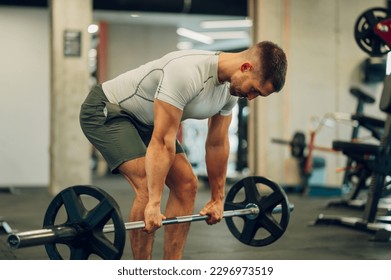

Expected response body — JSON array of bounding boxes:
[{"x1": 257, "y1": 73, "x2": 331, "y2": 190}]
[{"x1": 79, "y1": 41, "x2": 287, "y2": 259}]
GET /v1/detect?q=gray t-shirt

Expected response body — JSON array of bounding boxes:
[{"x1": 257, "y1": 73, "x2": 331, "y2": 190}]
[{"x1": 102, "y1": 50, "x2": 238, "y2": 126}]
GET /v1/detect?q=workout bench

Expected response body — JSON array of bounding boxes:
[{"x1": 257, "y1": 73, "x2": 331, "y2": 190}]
[{"x1": 313, "y1": 74, "x2": 391, "y2": 242}]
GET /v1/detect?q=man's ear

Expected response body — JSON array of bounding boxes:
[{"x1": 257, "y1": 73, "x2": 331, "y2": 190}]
[{"x1": 240, "y1": 62, "x2": 253, "y2": 72}]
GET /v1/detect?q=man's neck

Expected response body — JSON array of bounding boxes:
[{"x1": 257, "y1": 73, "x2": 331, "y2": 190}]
[{"x1": 217, "y1": 52, "x2": 242, "y2": 84}]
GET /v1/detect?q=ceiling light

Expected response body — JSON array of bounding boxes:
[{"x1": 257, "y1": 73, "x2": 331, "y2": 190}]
[
  {"x1": 176, "y1": 28, "x2": 214, "y2": 44},
  {"x1": 200, "y1": 19, "x2": 252, "y2": 29},
  {"x1": 201, "y1": 31, "x2": 248, "y2": 40},
  {"x1": 87, "y1": 24, "x2": 99, "y2": 34},
  {"x1": 130, "y1": 13, "x2": 140, "y2": 18}
]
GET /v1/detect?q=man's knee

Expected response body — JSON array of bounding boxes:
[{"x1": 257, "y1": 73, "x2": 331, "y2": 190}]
[
  {"x1": 119, "y1": 158, "x2": 146, "y2": 179},
  {"x1": 118, "y1": 158, "x2": 149, "y2": 200},
  {"x1": 170, "y1": 174, "x2": 198, "y2": 202},
  {"x1": 185, "y1": 174, "x2": 198, "y2": 195}
]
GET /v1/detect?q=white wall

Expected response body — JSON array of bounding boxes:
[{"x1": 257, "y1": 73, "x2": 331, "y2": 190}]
[{"x1": 0, "y1": 7, "x2": 50, "y2": 187}]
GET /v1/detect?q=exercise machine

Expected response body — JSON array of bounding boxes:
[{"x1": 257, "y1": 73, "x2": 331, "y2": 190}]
[{"x1": 313, "y1": 3, "x2": 391, "y2": 241}]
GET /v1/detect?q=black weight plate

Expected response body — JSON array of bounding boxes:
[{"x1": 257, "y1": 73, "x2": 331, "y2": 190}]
[
  {"x1": 354, "y1": 7, "x2": 389, "y2": 57},
  {"x1": 291, "y1": 131, "x2": 306, "y2": 158},
  {"x1": 224, "y1": 176, "x2": 290, "y2": 247},
  {"x1": 43, "y1": 185, "x2": 126, "y2": 260}
]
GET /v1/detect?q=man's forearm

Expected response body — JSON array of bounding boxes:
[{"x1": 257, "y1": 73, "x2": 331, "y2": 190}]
[
  {"x1": 145, "y1": 138, "x2": 176, "y2": 205},
  {"x1": 205, "y1": 142, "x2": 229, "y2": 200}
]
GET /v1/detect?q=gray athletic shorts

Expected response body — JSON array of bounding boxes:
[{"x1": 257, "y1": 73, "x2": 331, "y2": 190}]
[{"x1": 79, "y1": 84, "x2": 184, "y2": 174}]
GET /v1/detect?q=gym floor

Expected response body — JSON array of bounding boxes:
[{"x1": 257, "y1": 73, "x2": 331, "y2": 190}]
[{"x1": 1, "y1": 174, "x2": 391, "y2": 260}]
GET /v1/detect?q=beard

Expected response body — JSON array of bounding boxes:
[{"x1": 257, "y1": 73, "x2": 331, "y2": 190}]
[
  {"x1": 229, "y1": 85, "x2": 244, "y2": 98},
  {"x1": 229, "y1": 76, "x2": 247, "y2": 97},
  {"x1": 229, "y1": 83, "x2": 238, "y2": 96}
]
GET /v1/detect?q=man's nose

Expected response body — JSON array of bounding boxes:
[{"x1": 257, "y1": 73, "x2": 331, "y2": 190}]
[{"x1": 247, "y1": 92, "x2": 258, "y2": 100}]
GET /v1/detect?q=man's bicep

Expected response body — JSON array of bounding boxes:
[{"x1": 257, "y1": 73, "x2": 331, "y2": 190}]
[
  {"x1": 206, "y1": 114, "x2": 232, "y2": 145},
  {"x1": 153, "y1": 99, "x2": 183, "y2": 141}
]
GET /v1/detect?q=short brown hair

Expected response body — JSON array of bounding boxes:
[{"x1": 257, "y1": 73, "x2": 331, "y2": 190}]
[{"x1": 256, "y1": 41, "x2": 287, "y2": 92}]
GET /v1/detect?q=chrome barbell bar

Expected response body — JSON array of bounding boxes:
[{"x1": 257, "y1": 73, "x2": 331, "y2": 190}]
[{"x1": 8, "y1": 204, "x2": 261, "y2": 249}]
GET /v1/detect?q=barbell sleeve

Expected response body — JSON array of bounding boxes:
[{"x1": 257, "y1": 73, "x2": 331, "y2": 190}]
[
  {"x1": 7, "y1": 226, "x2": 78, "y2": 249},
  {"x1": 271, "y1": 138, "x2": 291, "y2": 145}
]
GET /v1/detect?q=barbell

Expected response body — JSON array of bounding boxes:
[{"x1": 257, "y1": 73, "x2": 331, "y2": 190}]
[
  {"x1": 272, "y1": 131, "x2": 336, "y2": 159},
  {"x1": 7, "y1": 176, "x2": 293, "y2": 260}
]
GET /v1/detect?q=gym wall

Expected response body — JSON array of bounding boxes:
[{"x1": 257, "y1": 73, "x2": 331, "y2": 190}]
[
  {"x1": 0, "y1": 7, "x2": 50, "y2": 187},
  {"x1": 104, "y1": 23, "x2": 177, "y2": 80},
  {"x1": 0, "y1": 0, "x2": 387, "y2": 188},
  {"x1": 0, "y1": 6, "x2": 177, "y2": 188}
]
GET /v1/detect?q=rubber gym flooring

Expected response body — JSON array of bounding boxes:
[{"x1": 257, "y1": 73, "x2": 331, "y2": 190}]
[{"x1": 1, "y1": 174, "x2": 391, "y2": 260}]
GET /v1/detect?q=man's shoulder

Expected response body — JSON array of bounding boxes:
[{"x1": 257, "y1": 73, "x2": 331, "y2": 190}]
[{"x1": 161, "y1": 49, "x2": 217, "y2": 63}]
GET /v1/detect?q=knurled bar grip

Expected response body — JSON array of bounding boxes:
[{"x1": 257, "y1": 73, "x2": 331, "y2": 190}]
[
  {"x1": 8, "y1": 206, "x2": 260, "y2": 249},
  {"x1": 107, "y1": 206, "x2": 259, "y2": 232}
]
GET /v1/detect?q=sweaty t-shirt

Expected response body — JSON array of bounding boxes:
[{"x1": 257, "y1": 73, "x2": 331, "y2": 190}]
[{"x1": 102, "y1": 50, "x2": 238, "y2": 126}]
